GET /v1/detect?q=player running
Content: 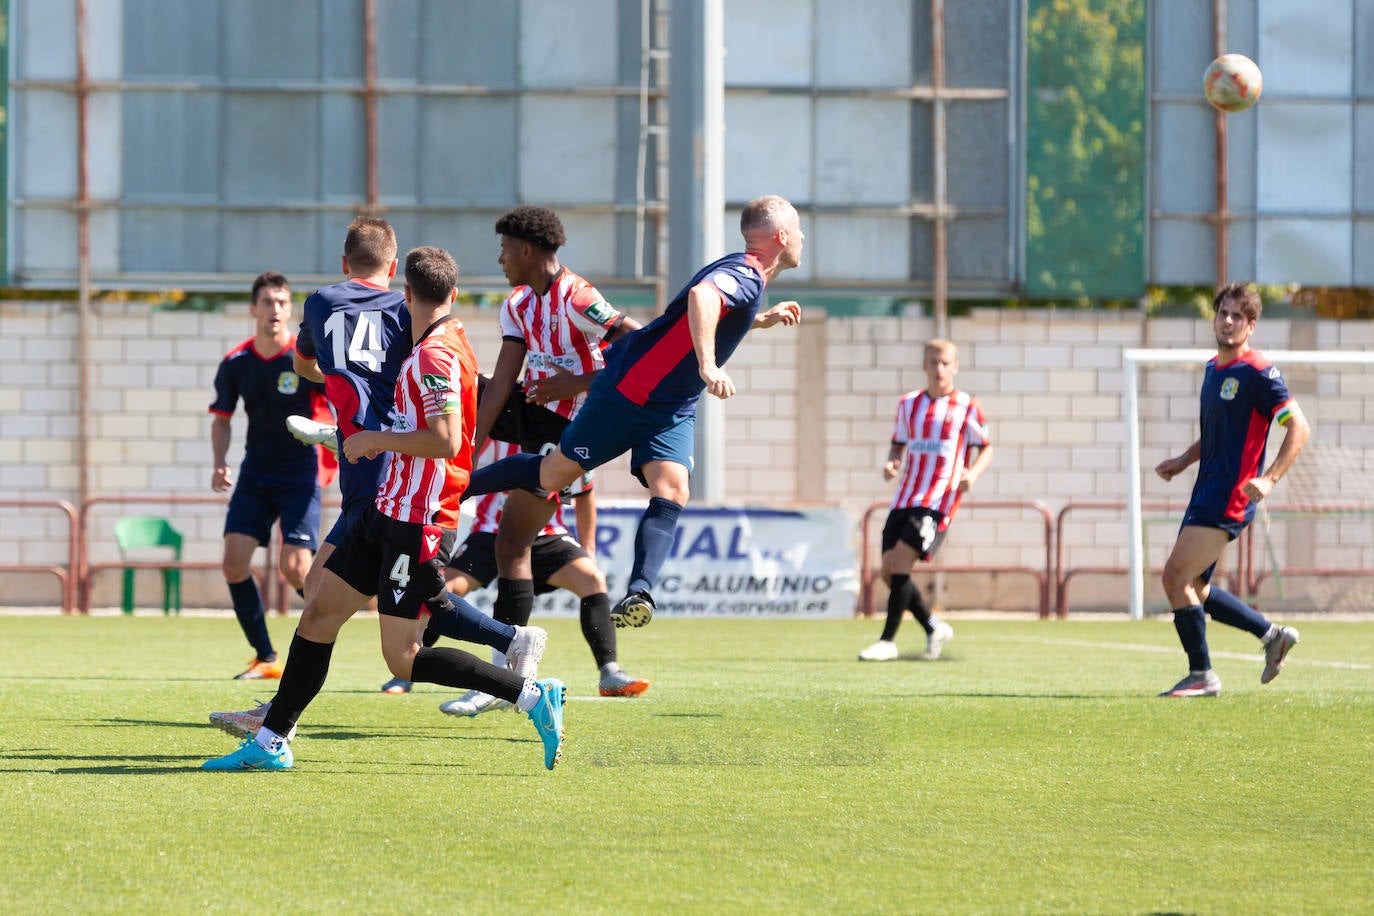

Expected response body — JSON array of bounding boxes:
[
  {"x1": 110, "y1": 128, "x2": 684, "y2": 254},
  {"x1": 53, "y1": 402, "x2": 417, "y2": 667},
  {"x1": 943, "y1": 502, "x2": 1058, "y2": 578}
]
[
  {"x1": 1154, "y1": 282, "x2": 1308, "y2": 698},
  {"x1": 202, "y1": 246, "x2": 566, "y2": 772},
  {"x1": 857, "y1": 338, "x2": 992, "y2": 662}
]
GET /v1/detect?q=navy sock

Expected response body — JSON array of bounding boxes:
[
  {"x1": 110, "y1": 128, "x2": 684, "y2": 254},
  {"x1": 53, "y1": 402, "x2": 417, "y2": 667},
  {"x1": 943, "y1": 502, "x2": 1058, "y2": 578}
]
[
  {"x1": 628, "y1": 497, "x2": 683, "y2": 596},
  {"x1": 1203, "y1": 587, "x2": 1271, "y2": 639},
  {"x1": 881, "y1": 574, "x2": 912, "y2": 641},
  {"x1": 1171, "y1": 605, "x2": 1211, "y2": 671},
  {"x1": 426, "y1": 591, "x2": 515, "y2": 651},
  {"x1": 411, "y1": 646, "x2": 524, "y2": 703},
  {"x1": 228, "y1": 577, "x2": 274, "y2": 660},
  {"x1": 579, "y1": 593, "x2": 616, "y2": 668},
  {"x1": 464, "y1": 452, "x2": 543, "y2": 499},
  {"x1": 261, "y1": 632, "x2": 334, "y2": 736},
  {"x1": 493, "y1": 578, "x2": 535, "y2": 628}
]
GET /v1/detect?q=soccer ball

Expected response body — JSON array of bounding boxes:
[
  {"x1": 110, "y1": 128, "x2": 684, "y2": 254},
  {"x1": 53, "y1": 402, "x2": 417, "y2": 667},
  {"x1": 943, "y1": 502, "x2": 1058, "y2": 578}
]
[{"x1": 1204, "y1": 53, "x2": 1262, "y2": 113}]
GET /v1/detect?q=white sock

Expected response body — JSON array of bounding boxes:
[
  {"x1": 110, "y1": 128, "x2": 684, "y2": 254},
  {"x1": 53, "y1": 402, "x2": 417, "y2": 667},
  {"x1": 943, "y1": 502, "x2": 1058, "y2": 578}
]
[
  {"x1": 491, "y1": 648, "x2": 508, "y2": 668},
  {"x1": 515, "y1": 679, "x2": 542, "y2": 713},
  {"x1": 255, "y1": 726, "x2": 286, "y2": 753},
  {"x1": 599, "y1": 662, "x2": 622, "y2": 677},
  {"x1": 1261, "y1": 624, "x2": 1279, "y2": 644}
]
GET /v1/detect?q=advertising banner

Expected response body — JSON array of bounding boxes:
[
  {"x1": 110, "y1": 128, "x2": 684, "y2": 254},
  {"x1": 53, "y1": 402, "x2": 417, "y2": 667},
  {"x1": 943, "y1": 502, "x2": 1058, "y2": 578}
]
[{"x1": 460, "y1": 502, "x2": 858, "y2": 619}]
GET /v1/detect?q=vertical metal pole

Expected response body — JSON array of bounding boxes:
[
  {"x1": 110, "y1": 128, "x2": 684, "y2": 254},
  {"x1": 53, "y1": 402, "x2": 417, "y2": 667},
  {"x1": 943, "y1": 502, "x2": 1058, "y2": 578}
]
[
  {"x1": 669, "y1": 0, "x2": 726, "y2": 502},
  {"x1": 931, "y1": 0, "x2": 949, "y2": 338},
  {"x1": 1124, "y1": 352, "x2": 1145, "y2": 620},
  {"x1": 1212, "y1": 0, "x2": 1229, "y2": 286},
  {"x1": 364, "y1": 0, "x2": 379, "y2": 212},
  {"x1": 75, "y1": 0, "x2": 92, "y2": 519}
]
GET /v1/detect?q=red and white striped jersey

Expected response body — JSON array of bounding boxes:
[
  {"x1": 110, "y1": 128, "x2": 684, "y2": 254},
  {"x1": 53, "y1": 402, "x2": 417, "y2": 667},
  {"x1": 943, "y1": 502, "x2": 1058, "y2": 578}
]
[
  {"x1": 375, "y1": 317, "x2": 479, "y2": 529},
  {"x1": 467, "y1": 439, "x2": 591, "y2": 536},
  {"x1": 889, "y1": 388, "x2": 990, "y2": 524},
  {"x1": 499, "y1": 267, "x2": 622, "y2": 420}
]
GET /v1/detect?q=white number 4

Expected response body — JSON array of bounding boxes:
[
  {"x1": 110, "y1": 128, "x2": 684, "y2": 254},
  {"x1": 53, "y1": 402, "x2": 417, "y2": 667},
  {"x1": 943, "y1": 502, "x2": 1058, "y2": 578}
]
[{"x1": 389, "y1": 554, "x2": 411, "y2": 588}]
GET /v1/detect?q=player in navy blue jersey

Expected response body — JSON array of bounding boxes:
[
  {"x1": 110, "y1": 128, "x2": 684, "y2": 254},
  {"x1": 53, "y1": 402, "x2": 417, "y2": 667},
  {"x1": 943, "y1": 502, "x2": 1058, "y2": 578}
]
[
  {"x1": 1154, "y1": 282, "x2": 1309, "y2": 697},
  {"x1": 461, "y1": 194, "x2": 805, "y2": 627},
  {"x1": 210, "y1": 271, "x2": 329, "y2": 680},
  {"x1": 291, "y1": 216, "x2": 413, "y2": 599}
]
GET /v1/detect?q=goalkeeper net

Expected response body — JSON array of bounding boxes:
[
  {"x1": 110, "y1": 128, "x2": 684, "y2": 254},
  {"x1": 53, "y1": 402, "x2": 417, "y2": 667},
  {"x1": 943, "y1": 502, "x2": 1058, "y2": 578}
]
[{"x1": 1124, "y1": 349, "x2": 1374, "y2": 620}]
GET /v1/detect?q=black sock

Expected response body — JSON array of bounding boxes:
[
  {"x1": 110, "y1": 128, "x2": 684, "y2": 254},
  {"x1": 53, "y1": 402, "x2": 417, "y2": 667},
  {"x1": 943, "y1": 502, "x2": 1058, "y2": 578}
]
[
  {"x1": 493, "y1": 578, "x2": 535, "y2": 628},
  {"x1": 228, "y1": 577, "x2": 274, "y2": 660},
  {"x1": 906, "y1": 579, "x2": 934, "y2": 635},
  {"x1": 579, "y1": 593, "x2": 617, "y2": 668},
  {"x1": 881, "y1": 574, "x2": 913, "y2": 641},
  {"x1": 421, "y1": 624, "x2": 440, "y2": 648},
  {"x1": 260, "y1": 632, "x2": 334, "y2": 736},
  {"x1": 411, "y1": 646, "x2": 524, "y2": 702}
]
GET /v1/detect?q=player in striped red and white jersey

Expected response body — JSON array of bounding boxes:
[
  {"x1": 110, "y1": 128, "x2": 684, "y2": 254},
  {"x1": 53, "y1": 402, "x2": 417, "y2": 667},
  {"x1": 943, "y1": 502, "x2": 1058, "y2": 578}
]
[
  {"x1": 858, "y1": 339, "x2": 993, "y2": 664},
  {"x1": 471, "y1": 206, "x2": 642, "y2": 668},
  {"x1": 203, "y1": 246, "x2": 568, "y2": 773}
]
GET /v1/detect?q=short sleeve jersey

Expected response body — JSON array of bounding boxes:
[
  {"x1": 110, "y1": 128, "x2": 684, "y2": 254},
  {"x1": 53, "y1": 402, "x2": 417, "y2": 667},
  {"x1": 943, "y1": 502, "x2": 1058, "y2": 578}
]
[
  {"x1": 209, "y1": 336, "x2": 326, "y2": 484},
  {"x1": 499, "y1": 267, "x2": 623, "y2": 420},
  {"x1": 1192, "y1": 349, "x2": 1296, "y2": 524},
  {"x1": 375, "y1": 317, "x2": 480, "y2": 530},
  {"x1": 467, "y1": 439, "x2": 590, "y2": 537},
  {"x1": 600, "y1": 252, "x2": 766, "y2": 414},
  {"x1": 296, "y1": 279, "x2": 412, "y2": 438},
  {"x1": 889, "y1": 388, "x2": 990, "y2": 526}
]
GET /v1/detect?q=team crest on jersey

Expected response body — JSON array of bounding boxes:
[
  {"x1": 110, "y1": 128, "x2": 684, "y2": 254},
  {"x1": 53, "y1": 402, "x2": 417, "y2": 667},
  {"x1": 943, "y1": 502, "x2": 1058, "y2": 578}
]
[
  {"x1": 277, "y1": 372, "x2": 299, "y2": 395},
  {"x1": 1219, "y1": 378, "x2": 1239, "y2": 400},
  {"x1": 421, "y1": 373, "x2": 450, "y2": 392},
  {"x1": 584, "y1": 298, "x2": 614, "y2": 324}
]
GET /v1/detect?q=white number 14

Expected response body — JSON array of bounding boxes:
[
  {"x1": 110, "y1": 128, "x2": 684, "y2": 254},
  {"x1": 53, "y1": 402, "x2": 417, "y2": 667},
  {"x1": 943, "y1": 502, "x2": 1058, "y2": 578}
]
[{"x1": 323, "y1": 310, "x2": 385, "y2": 371}]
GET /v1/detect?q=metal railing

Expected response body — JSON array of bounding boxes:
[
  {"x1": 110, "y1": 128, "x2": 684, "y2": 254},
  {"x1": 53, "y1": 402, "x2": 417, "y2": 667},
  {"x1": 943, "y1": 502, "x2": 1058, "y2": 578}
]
[
  {"x1": 0, "y1": 500, "x2": 81, "y2": 613},
  {"x1": 858, "y1": 499, "x2": 1055, "y2": 619}
]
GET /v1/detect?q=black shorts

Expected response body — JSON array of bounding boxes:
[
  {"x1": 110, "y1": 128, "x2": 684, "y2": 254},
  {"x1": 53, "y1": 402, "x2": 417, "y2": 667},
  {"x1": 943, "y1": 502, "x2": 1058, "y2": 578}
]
[
  {"x1": 881, "y1": 507, "x2": 948, "y2": 561},
  {"x1": 479, "y1": 375, "x2": 569, "y2": 456},
  {"x1": 447, "y1": 531, "x2": 588, "y2": 596},
  {"x1": 325, "y1": 504, "x2": 457, "y2": 620}
]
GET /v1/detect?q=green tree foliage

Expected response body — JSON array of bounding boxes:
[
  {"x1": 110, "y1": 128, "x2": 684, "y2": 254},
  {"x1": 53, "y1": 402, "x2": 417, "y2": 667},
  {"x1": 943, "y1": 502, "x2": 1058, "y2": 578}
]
[{"x1": 1025, "y1": 0, "x2": 1146, "y2": 300}]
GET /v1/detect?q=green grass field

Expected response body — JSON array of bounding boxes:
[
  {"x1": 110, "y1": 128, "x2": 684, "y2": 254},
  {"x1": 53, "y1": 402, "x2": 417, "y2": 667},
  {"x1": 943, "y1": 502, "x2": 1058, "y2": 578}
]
[{"x1": 1, "y1": 614, "x2": 1370, "y2": 914}]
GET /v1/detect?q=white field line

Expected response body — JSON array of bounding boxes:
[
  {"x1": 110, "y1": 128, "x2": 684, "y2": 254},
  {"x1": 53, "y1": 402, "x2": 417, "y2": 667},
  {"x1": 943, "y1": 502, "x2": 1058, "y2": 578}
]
[{"x1": 977, "y1": 635, "x2": 1372, "y2": 671}]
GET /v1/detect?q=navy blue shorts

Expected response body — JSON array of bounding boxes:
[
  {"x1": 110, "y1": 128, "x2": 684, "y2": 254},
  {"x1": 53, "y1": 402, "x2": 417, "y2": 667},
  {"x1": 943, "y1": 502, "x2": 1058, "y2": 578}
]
[
  {"x1": 326, "y1": 452, "x2": 387, "y2": 546},
  {"x1": 559, "y1": 382, "x2": 695, "y2": 486},
  {"x1": 1179, "y1": 502, "x2": 1247, "y2": 585},
  {"x1": 224, "y1": 473, "x2": 321, "y2": 551}
]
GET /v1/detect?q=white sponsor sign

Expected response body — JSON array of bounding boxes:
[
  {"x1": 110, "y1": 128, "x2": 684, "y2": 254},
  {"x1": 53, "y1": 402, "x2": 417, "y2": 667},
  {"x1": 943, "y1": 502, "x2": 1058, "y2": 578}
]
[{"x1": 459, "y1": 501, "x2": 857, "y2": 618}]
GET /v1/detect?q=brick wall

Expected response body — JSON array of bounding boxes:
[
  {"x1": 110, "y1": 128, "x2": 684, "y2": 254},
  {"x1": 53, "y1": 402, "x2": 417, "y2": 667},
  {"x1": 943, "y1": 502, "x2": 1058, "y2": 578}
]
[{"x1": 0, "y1": 299, "x2": 1365, "y2": 612}]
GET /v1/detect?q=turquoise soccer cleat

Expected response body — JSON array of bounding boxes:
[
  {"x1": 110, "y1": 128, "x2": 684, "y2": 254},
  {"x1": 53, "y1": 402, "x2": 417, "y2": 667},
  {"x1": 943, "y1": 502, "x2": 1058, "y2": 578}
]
[
  {"x1": 201, "y1": 736, "x2": 294, "y2": 771},
  {"x1": 527, "y1": 678, "x2": 566, "y2": 770}
]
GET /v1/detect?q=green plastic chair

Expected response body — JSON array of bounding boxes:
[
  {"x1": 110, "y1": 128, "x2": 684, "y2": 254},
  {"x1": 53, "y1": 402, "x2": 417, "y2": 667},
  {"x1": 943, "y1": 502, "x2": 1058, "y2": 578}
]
[{"x1": 113, "y1": 516, "x2": 183, "y2": 615}]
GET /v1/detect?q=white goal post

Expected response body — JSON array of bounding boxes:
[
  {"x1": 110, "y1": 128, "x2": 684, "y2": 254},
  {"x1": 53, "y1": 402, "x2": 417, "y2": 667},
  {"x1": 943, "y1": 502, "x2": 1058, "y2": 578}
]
[{"x1": 1123, "y1": 348, "x2": 1374, "y2": 620}]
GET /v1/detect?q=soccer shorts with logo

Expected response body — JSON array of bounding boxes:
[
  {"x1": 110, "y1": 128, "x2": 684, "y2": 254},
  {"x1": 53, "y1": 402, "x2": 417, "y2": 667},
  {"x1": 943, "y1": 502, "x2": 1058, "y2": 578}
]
[
  {"x1": 448, "y1": 531, "x2": 588, "y2": 596},
  {"x1": 224, "y1": 471, "x2": 322, "y2": 551},
  {"x1": 324, "y1": 504, "x2": 457, "y2": 619},
  {"x1": 881, "y1": 507, "x2": 948, "y2": 561},
  {"x1": 558, "y1": 381, "x2": 695, "y2": 486}
]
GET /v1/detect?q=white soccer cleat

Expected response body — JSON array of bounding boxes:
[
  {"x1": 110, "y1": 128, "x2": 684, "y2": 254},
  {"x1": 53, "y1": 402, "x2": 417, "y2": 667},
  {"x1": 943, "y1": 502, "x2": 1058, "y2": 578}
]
[
  {"x1": 1159, "y1": 670, "x2": 1222, "y2": 698},
  {"x1": 1261, "y1": 626, "x2": 1300, "y2": 684},
  {"x1": 507, "y1": 625, "x2": 548, "y2": 681},
  {"x1": 922, "y1": 622, "x2": 954, "y2": 660},
  {"x1": 286, "y1": 415, "x2": 339, "y2": 456},
  {"x1": 439, "y1": 690, "x2": 512, "y2": 718},
  {"x1": 209, "y1": 700, "x2": 271, "y2": 739},
  {"x1": 857, "y1": 639, "x2": 899, "y2": 662}
]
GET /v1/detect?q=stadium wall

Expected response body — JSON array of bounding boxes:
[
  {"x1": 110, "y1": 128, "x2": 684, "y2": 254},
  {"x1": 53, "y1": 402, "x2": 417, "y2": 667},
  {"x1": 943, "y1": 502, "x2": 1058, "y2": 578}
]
[{"x1": 0, "y1": 300, "x2": 1366, "y2": 612}]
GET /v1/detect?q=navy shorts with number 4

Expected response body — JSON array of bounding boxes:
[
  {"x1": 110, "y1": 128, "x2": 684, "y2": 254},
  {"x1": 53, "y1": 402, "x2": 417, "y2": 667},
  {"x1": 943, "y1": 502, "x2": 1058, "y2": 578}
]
[{"x1": 325, "y1": 504, "x2": 457, "y2": 619}]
